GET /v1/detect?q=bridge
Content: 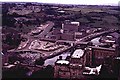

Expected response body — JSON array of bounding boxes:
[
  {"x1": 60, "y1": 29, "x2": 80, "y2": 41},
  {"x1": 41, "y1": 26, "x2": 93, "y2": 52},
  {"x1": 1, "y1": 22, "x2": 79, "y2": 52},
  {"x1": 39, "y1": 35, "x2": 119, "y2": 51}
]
[
  {"x1": 8, "y1": 27, "x2": 118, "y2": 61},
  {"x1": 40, "y1": 29, "x2": 118, "y2": 46},
  {"x1": 76, "y1": 29, "x2": 118, "y2": 42}
]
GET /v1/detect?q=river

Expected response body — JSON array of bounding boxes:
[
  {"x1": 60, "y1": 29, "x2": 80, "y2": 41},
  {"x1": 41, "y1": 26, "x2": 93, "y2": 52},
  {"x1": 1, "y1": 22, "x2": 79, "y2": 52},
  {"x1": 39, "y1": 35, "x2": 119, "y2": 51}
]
[
  {"x1": 44, "y1": 52, "x2": 71, "y2": 66},
  {"x1": 44, "y1": 37, "x2": 102, "y2": 66},
  {"x1": 91, "y1": 37, "x2": 101, "y2": 45}
]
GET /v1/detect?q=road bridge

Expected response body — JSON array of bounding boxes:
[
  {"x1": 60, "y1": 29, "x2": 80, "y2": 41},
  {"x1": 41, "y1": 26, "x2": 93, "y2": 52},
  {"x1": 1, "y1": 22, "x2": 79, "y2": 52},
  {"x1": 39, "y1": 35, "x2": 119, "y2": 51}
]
[{"x1": 77, "y1": 29, "x2": 118, "y2": 42}]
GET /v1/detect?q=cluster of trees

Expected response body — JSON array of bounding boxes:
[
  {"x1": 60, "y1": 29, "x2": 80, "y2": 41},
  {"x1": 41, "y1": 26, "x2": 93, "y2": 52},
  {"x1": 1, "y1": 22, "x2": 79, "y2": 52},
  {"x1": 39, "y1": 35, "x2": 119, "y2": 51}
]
[
  {"x1": 3, "y1": 64, "x2": 54, "y2": 78},
  {"x1": 2, "y1": 28, "x2": 22, "y2": 51}
]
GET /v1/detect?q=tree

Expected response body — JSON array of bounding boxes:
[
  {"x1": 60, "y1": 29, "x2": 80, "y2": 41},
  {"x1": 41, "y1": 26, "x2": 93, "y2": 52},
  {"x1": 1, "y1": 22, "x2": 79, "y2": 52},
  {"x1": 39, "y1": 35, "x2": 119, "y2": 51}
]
[
  {"x1": 44, "y1": 65, "x2": 54, "y2": 78},
  {"x1": 34, "y1": 57, "x2": 44, "y2": 66}
]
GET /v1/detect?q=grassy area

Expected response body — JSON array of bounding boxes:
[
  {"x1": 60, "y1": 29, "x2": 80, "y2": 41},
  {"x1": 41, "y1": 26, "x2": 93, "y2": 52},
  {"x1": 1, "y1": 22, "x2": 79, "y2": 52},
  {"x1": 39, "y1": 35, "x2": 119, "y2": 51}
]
[
  {"x1": 63, "y1": 6, "x2": 120, "y2": 29},
  {"x1": 63, "y1": 7, "x2": 104, "y2": 14}
]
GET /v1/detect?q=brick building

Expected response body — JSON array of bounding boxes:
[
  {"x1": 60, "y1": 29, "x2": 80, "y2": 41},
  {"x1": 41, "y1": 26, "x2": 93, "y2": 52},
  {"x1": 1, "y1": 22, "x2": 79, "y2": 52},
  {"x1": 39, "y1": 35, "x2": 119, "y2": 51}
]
[
  {"x1": 70, "y1": 49, "x2": 86, "y2": 65},
  {"x1": 54, "y1": 49, "x2": 85, "y2": 79},
  {"x1": 85, "y1": 46, "x2": 116, "y2": 67},
  {"x1": 54, "y1": 60, "x2": 70, "y2": 79},
  {"x1": 48, "y1": 21, "x2": 80, "y2": 41},
  {"x1": 74, "y1": 32, "x2": 83, "y2": 39},
  {"x1": 60, "y1": 33, "x2": 74, "y2": 41},
  {"x1": 62, "y1": 22, "x2": 79, "y2": 33}
]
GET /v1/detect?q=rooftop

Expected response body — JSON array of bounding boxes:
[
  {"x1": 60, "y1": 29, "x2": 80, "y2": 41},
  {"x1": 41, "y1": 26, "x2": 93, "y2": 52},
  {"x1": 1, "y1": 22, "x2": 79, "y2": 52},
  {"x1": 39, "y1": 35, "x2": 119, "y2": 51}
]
[
  {"x1": 71, "y1": 22, "x2": 80, "y2": 26},
  {"x1": 71, "y1": 49, "x2": 84, "y2": 58},
  {"x1": 56, "y1": 60, "x2": 69, "y2": 65}
]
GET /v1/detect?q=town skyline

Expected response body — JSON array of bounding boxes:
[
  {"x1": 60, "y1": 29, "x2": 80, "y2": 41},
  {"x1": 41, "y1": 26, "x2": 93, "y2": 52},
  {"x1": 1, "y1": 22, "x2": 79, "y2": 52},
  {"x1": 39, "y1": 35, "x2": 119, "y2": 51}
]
[
  {"x1": 1, "y1": 2, "x2": 120, "y2": 79},
  {"x1": 1, "y1": 0, "x2": 120, "y2": 6}
]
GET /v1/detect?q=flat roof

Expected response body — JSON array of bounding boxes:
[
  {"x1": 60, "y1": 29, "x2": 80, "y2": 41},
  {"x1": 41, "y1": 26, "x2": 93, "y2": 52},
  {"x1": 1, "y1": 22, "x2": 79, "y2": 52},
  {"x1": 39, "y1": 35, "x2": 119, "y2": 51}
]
[
  {"x1": 71, "y1": 49, "x2": 84, "y2": 58},
  {"x1": 56, "y1": 60, "x2": 69, "y2": 65}
]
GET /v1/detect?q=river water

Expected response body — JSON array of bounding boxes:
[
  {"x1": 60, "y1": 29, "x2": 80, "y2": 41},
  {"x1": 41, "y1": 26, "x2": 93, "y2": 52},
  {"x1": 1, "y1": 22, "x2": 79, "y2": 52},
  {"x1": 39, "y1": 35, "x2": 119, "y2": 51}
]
[
  {"x1": 91, "y1": 37, "x2": 101, "y2": 45},
  {"x1": 44, "y1": 52, "x2": 71, "y2": 66},
  {"x1": 44, "y1": 37, "x2": 101, "y2": 66}
]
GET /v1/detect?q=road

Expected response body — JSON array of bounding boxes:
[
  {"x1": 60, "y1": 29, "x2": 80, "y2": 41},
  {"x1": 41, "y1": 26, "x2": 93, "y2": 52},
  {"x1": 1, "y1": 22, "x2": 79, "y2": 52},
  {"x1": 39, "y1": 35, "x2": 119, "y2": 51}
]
[
  {"x1": 17, "y1": 21, "x2": 54, "y2": 50},
  {"x1": 76, "y1": 29, "x2": 117, "y2": 42},
  {"x1": 35, "y1": 21, "x2": 54, "y2": 38},
  {"x1": 40, "y1": 29, "x2": 117, "y2": 45},
  {"x1": 16, "y1": 26, "x2": 118, "y2": 60}
]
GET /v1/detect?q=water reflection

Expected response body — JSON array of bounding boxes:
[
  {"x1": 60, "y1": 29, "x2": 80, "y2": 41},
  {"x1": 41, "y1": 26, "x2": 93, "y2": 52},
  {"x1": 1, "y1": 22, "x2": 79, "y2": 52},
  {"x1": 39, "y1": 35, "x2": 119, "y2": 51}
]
[{"x1": 91, "y1": 37, "x2": 101, "y2": 45}]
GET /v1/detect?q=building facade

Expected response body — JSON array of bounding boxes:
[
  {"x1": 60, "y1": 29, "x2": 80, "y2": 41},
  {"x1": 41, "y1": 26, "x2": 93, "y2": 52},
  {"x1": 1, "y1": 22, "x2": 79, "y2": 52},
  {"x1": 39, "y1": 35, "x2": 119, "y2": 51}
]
[
  {"x1": 54, "y1": 60, "x2": 70, "y2": 79},
  {"x1": 85, "y1": 46, "x2": 116, "y2": 67},
  {"x1": 54, "y1": 48, "x2": 86, "y2": 79}
]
